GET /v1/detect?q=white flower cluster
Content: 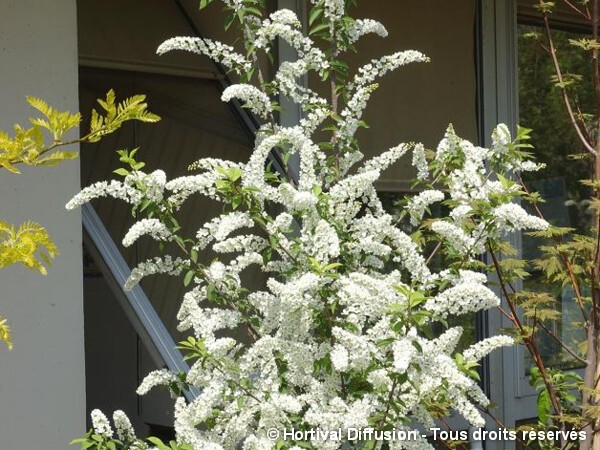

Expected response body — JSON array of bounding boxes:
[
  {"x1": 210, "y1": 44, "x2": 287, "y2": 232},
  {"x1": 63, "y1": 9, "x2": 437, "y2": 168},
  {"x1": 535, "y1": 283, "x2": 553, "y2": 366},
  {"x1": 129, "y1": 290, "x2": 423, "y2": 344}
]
[
  {"x1": 463, "y1": 335, "x2": 515, "y2": 364},
  {"x1": 274, "y1": 61, "x2": 329, "y2": 132},
  {"x1": 132, "y1": 169, "x2": 167, "y2": 203},
  {"x1": 89, "y1": 409, "x2": 147, "y2": 448},
  {"x1": 406, "y1": 189, "x2": 445, "y2": 226},
  {"x1": 311, "y1": 0, "x2": 345, "y2": 21},
  {"x1": 431, "y1": 220, "x2": 481, "y2": 255},
  {"x1": 338, "y1": 51, "x2": 428, "y2": 146},
  {"x1": 243, "y1": 126, "x2": 325, "y2": 203},
  {"x1": 222, "y1": 84, "x2": 273, "y2": 119},
  {"x1": 125, "y1": 255, "x2": 184, "y2": 291},
  {"x1": 255, "y1": 10, "x2": 322, "y2": 65},
  {"x1": 352, "y1": 51, "x2": 429, "y2": 90},
  {"x1": 306, "y1": 219, "x2": 340, "y2": 263},
  {"x1": 412, "y1": 143, "x2": 429, "y2": 180},
  {"x1": 91, "y1": 409, "x2": 113, "y2": 438},
  {"x1": 337, "y1": 84, "x2": 378, "y2": 148},
  {"x1": 251, "y1": 10, "x2": 330, "y2": 128},
  {"x1": 493, "y1": 203, "x2": 549, "y2": 232},
  {"x1": 488, "y1": 124, "x2": 544, "y2": 172},
  {"x1": 65, "y1": 179, "x2": 142, "y2": 210},
  {"x1": 425, "y1": 279, "x2": 500, "y2": 318},
  {"x1": 113, "y1": 410, "x2": 136, "y2": 442},
  {"x1": 345, "y1": 19, "x2": 388, "y2": 47},
  {"x1": 222, "y1": 0, "x2": 243, "y2": 12},
  {"x1": 136, "y1": 368, "x2": 179, "y2": 395},
  {"x1": 66, "y1": 170, "x2": 167, "y2": 211},
  {"x1": 426, "y1": 124, "x2": 549, "y2": 258},
  {"x1": 166, "y1": 161, "x2": 244, "y2": 209},
  {"x1": 157, "y1": 37, "x2": 252, "y2": 75},
  {"x1": 491, "y1": 123, "x2": 511, "y2": 155},
  {"x1": 122, "y1": 218, "x2": 172, "y2": 247},
  {"x1": 196, "y1": 211, "x2": 254, "y2": 249}
]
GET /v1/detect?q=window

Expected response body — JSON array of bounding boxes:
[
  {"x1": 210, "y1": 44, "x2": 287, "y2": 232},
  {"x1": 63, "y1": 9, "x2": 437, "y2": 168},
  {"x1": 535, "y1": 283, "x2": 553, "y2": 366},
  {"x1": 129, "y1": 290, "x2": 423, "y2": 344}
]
[{"x1": 517, "y1": 19, "x2": 591, "y2": 370}]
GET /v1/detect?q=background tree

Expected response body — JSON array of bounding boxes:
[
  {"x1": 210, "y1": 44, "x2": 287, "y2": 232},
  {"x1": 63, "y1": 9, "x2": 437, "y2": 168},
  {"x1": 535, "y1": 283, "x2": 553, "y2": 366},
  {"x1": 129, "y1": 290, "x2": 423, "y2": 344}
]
[{"x1": 485, "y1": 1, "x2": 600, "y2": 449}]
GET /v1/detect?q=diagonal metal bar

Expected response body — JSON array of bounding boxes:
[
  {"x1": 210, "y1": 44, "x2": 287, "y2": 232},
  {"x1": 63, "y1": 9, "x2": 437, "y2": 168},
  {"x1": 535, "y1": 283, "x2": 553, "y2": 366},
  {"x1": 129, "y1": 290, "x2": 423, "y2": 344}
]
[
  {"x1": 170, "y1": 0, "x2": 290, "y2": 179},
  {"x1": 82, "y1": 203, "x2": 197, "y2": 401}
]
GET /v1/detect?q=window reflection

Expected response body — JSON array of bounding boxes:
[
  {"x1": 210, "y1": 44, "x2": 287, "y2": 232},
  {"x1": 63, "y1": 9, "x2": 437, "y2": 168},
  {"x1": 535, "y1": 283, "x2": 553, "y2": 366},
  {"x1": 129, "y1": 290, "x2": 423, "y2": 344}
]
[{"x1": 517, "y1": 23, "x2": 590, "y2": 371}]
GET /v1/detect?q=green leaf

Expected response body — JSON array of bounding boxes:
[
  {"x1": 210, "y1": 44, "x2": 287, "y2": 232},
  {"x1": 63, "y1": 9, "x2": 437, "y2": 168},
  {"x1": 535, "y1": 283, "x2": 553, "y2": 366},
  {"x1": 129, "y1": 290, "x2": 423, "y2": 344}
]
[
  {"x1": 147, "y1": 436, "x2": 169, "y2": 450},
  {"x1": 183, "y1": 270, "x2": 195, "y2": 287},
  {"x1": 310, "y1": 23, "x2": 329, "y2": 36},
  {"x1": 309, "y1": 7, "x2": 323, "y2": 25},
  {"x1": 244, "y1": 6, "x2": 262, "y2": 17},
  {"x1": 113, "y1": 167, "x2": 130, "y2": 177},
  {"x1": 34, "y1": 150, "x2": 78, "y2": 166},
  {"x1": 537, "y1": 389, "x2": 551, "y2": 424},
  {"x1": 87, "y1": 91, "x2": 160, "y2": 143},
  {"x1": 569, "y1": 38, "x2": 600, "y2": 51}
]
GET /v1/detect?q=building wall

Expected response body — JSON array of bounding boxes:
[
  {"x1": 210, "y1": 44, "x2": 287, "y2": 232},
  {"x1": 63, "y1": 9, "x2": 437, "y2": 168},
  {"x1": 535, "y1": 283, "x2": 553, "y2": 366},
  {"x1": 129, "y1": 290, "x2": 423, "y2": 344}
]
[
  {"x1": 0, "y1": 1, "x2": 86, "y2": 449},
  {"x1": 308, "y1": 0, "x2": 478, "y2": 192},
  {"x1": 352, "y1": 0, "x2": 478, "y2": 187}
]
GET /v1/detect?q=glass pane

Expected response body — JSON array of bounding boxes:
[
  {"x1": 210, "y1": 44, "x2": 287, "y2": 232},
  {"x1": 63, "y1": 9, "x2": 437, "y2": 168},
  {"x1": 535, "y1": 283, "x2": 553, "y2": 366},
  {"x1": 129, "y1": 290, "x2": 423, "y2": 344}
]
[{"x1": 517, "y1": 23, "x2": 589, "y2": 371}]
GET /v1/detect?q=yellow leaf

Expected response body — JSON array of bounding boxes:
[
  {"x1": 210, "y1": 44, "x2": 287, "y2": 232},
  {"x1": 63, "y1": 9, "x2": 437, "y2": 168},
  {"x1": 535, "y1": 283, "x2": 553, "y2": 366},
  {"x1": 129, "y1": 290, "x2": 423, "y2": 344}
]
[{"x1": 0, "y1": 316, "x2": 13, "y2": 350}]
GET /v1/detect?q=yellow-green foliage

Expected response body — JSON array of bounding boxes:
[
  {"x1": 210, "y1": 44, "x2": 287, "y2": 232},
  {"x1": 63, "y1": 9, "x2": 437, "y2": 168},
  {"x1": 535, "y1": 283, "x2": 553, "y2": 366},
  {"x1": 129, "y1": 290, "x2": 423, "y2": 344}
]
[
  {"x1": 0, "y1": 97, "x2": 80, "y2": 174},
  {"x1": 0, "y1": 316, "x2": 12, "y2": 350},
  {"x1": 87, "y1": 90, "x2": 160, "y2": 142},
  {"x1": 0, "y1": 220, "x2": 58, "y2": 275},
  {"x1": 0, "y1": 91, "x2": 160, "y2": 350}
]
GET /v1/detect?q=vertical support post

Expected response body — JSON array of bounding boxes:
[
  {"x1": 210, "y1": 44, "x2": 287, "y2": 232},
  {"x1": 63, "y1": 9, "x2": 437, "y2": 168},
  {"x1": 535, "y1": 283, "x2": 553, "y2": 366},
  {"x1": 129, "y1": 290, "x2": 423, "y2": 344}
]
[
  {"x1": 277, "y1": 0, "x2": 307, "y2": 179},
  {"x1": 479, "y1": 2, "x2": 540, "y2": 449}
]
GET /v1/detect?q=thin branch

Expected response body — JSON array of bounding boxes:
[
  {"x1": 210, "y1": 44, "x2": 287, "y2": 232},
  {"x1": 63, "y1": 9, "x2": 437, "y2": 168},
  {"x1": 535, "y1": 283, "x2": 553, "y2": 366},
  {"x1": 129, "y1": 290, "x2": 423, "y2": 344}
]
[
  {"x1": 329, "y1": 23, "x2": 339, "y2": 116},
  {"x1": 537, "y1": 320, "x2": 587, "y2": 364},
  {"x1": 426, "y1": 241, "x2": 442, "y2": 265},
  {"x1": 574, "y1": 98, "x2": 594, "y2": 144},
  {"x1": 498, "y1": 304, "x2": 517, "y2": 322},
  {"x1": 489, "y1": 245, "x2": 566, "y2": 425},
  {"x1": 562, "y1": 0, "x2": 590, "y2": 20},
  {"x1": 585, "y1": 1, "x2": 594, "y2": 21},
  {"x1": 593, "y1": 214, "x2": 600, "y2": 273},
  {"x1": 329, "y1": 20, "x2": 342, "y2": 178},
  {"x1": 9, "y1": 121, "x2": 118, "y2": 167},
  {"x1": 593, "y1": 0, "x2": 600, "y2": 113},
  {"x1": 377, "y1": 376, "x2": 398, "y2": 431},
  {"x1": 538, "y1": 0, "x2": 597, "y2": 155},
  {"x1": 594, "y1": 365, "x2": 600, "y2": 393}
]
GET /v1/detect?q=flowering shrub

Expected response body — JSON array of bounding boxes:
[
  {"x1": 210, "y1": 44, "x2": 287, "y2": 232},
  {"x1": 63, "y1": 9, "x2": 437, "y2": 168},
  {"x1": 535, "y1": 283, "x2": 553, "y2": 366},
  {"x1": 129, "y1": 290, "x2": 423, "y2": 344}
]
[{"x1": 69, "y1": 1, "x2": 549, "y2": 449}]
